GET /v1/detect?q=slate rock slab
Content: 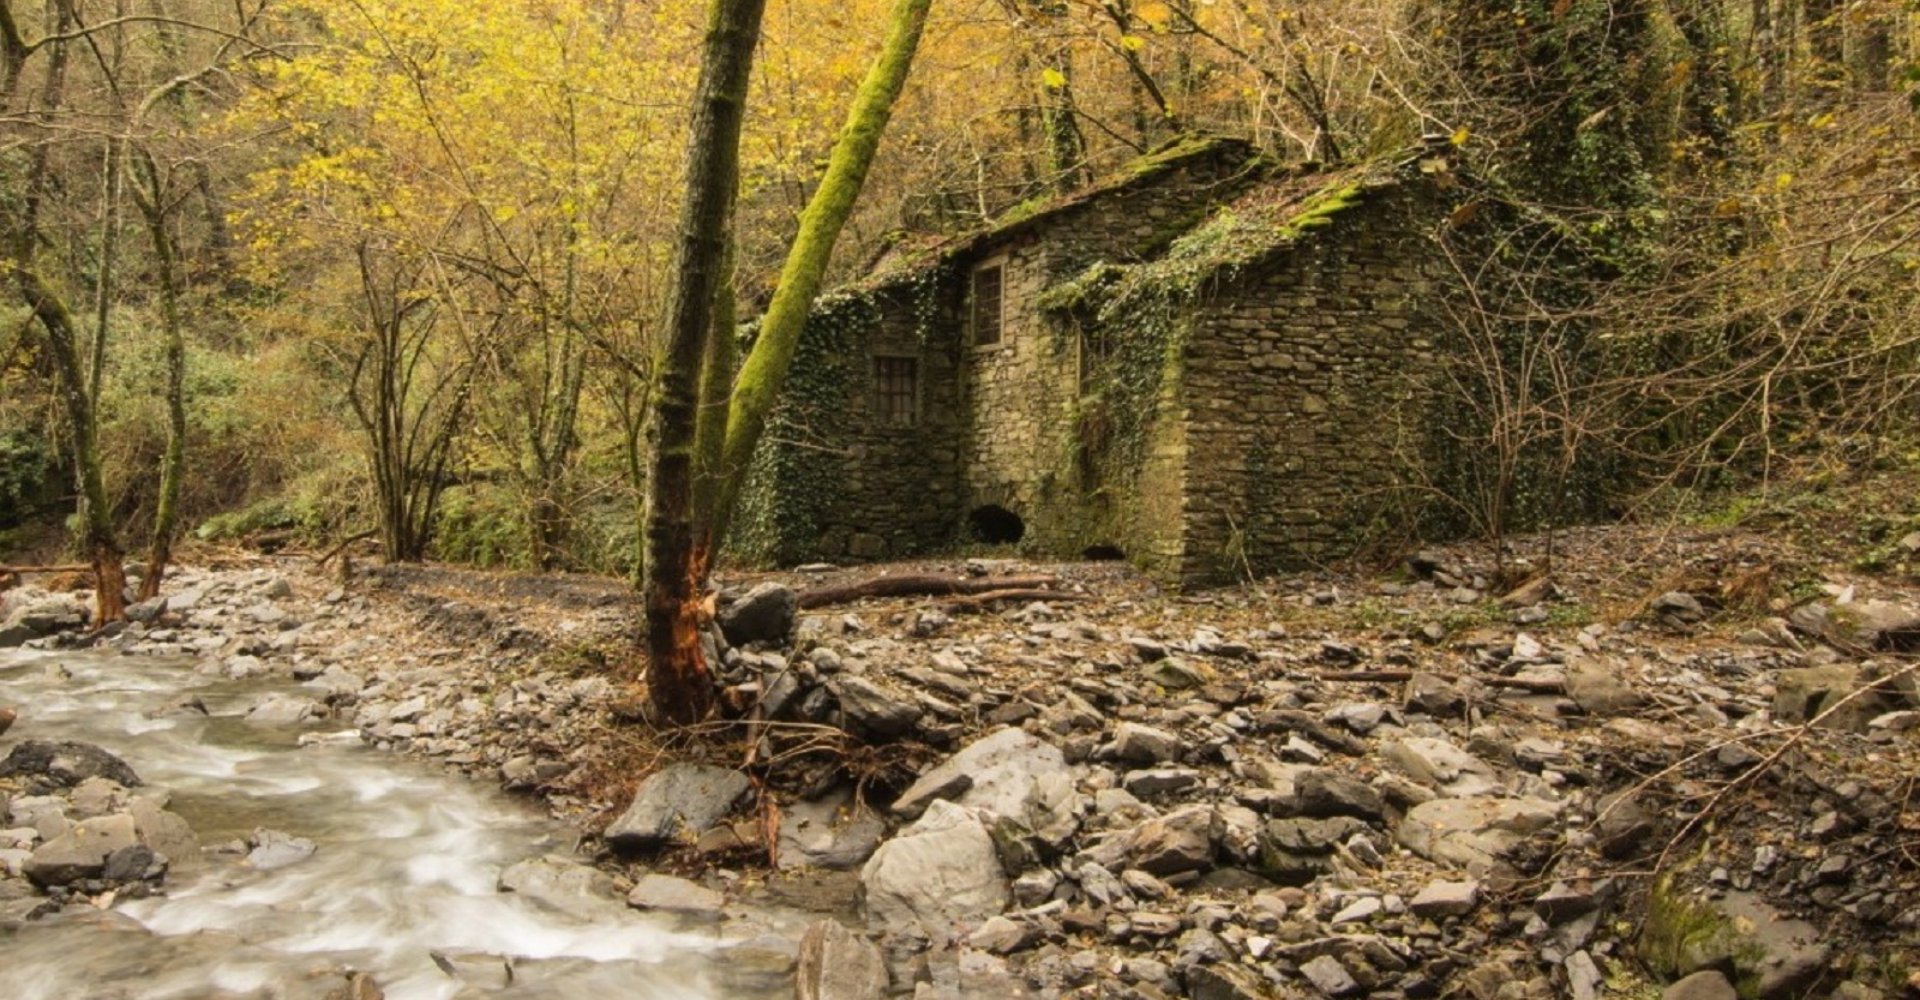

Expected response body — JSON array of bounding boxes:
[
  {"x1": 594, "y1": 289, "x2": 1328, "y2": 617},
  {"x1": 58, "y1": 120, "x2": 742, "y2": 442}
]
[
  {"x1": 718, "y1": 583, "x2": 798, "y2": 647},
  {"x1": 604, "y1": 764, "x2": 750, "y2": 853},
  {"x1": 860, "y1": 799, "x2": 1007, "y2": 940}
]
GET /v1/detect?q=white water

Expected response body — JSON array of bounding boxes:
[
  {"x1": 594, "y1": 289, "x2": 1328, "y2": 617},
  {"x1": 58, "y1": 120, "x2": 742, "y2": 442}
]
[{"x1": 0, "y1": 649, "x2": 787, "y2": 1000}]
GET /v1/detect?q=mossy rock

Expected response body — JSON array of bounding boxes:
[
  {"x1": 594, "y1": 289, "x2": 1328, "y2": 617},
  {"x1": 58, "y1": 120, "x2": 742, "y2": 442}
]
[{"x1": 1640, "y1": 880, "x2": 1832, "y2": 999}]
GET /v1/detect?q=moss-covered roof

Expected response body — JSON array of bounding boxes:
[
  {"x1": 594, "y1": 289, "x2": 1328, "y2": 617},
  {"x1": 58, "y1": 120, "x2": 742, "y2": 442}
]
[
  {"x1": 852, "y1": 133, "x2": 1263, "y2": 291},
  {"x1": 1037, "y1": 149, "x2": 1451, "y2": 317}
]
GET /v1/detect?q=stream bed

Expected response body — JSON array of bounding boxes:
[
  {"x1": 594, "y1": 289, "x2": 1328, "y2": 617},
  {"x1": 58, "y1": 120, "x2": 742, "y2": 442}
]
[{"x1": 0, "y1": 647, "x2": 793, "y2": 1000}]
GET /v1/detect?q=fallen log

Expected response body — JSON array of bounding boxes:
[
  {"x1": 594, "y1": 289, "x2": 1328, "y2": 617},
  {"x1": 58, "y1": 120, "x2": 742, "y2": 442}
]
[
  {"x1": 1317, "y1": 669, "x2": 1567, "y2": 695},
  {"x1": 797, "y1": 573, "x2": 1060, "y2": 609},
  {"x1": 942, "y1": 588, "x2": 1094, "y2": 611}
]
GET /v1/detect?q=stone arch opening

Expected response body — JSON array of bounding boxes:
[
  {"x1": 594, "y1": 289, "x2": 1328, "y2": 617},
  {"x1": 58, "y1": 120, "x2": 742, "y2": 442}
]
[
  {"x1": 1082, "y1": 543, "x2": 1126, "y2": 561},
  {"x1": 967, "y1": 505, "x2": 1025, "y2": 545}
]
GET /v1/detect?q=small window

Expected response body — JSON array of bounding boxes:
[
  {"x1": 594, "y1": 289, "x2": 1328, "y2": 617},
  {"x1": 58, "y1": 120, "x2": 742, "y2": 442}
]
[
  {"x1": 874, "y1": 356, "x2": 918, "y2": 427},
  {"x1": 972, "y1": 264, "x2": 1004, "y2": 346}
]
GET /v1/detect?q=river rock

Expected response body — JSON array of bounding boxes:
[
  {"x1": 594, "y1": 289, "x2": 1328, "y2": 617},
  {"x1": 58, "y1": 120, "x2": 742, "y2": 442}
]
[
  {"x1": 1300, "y1": 954, "x2": 1362, "y2": 997},
  {"x1": 101, "y1": 843, "x2": 164, "y2": 882},
  {"x1": 68, "y1": 776, "x2": 132, "y2": 818},
  {"x1": 246, "y1": 694, "x2": 325, "y2": 725},
  {"x1": 831, "y1": 676, "x2": 923, "y2": 739},
  {"x1": 1290, "y1": 768, "x2": 1387, "y2": 820},
  {"x1": 605, "y1": 764, "x2": 750, "y2": 853},
  {"x1": 129, "y1": 797, "x2": 198, "y2": 868},
  {"x1": 1410, "y1": 878, "x2": 1481, "y2": 918},
  {"x1": 1394, "y1": 796, "x2": 1559, "y2": 875},
  {"x1": 860, "y1": 800, "x2": 1007, "y2": 941},
  {"x1": 795, "y1": 918, "x2": 890, "y2": 1000},
  {"x1": 1186, "y1": 963, "x2": 1273, "y2": 1000},
  {"x1": 322, "y1": 971, "x2": 386, "y2": 1000},
  {"x1": 892, "y1": 727, "x2": 1070, "y2": 821},
  {"x1": 25, "y1": 812, "x2": 140, "y2": 887},
  {"x1": 1565, "y1": 656, "x2": 1648, "y2": 715},
  {"x1": 499, "y1": 855, "x2": 620, "y2": 914},
  {"x1": 247, "y1": 828, "x2": 317, "y2": 870},
  {"x1": 1643, "y1": 888, "x2": 1831, "y2": 1000},
  {"x1": 1125, "y1": 804, "x2": 1215, "y2": 876},
  {"x1": 0, "y1": 739, "x2": 142, "y2": 791},
  {"x1": 1381, "y1": 738, "x2": 1503, "y2": 797},
  {"x1": 1772, "y1": 665, "x2": 1890, "y2": 732},
  {"x1": 1662, "y1": 971, "x2": 1738, "y2": 1000},
  {"x1": 1108, "y1": 722, "x2": 1181, "y2": 764},
  {"x1": 625, "y1": 873, "x2": 725, "y2": 919},
  {"x1": 779, "y1": 786, "x2": 887, "y2": 870},
  {"x1": 718, "y1": 583, "x2": 797, "y2": 647},
  {"x1": 0, "y1": 705, "x2": 14, "y2": 736}
]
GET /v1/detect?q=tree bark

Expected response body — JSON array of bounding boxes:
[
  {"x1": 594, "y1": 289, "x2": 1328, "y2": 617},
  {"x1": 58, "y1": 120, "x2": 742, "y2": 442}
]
[
  {"x1": 708, "y1": 0, "x2": 935, "y2": 548},
  {"x1": 132, "y1": 149, "x2": 187, "y2": 602},
  {"x1": 642, "y1": 0, "x2": 769, "y2": 725}
]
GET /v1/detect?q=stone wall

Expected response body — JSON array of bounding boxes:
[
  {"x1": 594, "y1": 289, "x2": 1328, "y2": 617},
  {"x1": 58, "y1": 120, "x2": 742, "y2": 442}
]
[
  {"x1": 1173, "y1": 183, "x2": 1448, "y2": 585},
  {"x1": 961, "y1": 146, "x2": 1262, "y2": 559},
  {"x1": 734, "y1": 281, "x2": 966, "y2": 563}
]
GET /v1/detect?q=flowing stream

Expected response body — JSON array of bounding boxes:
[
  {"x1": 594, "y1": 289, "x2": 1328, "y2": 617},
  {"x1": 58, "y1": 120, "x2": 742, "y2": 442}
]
[{"x1": 0, "y1": 648, "x2": 794, "y2": 1000}]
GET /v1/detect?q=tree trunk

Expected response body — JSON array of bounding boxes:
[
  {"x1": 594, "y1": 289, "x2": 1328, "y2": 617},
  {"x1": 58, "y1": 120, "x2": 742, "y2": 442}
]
[
  {"x1": 708, "y1": 0, "x2": 934, "y2": 548},
  {"x1": 642, "y1": 0, "x2": 769, "y2": 725},
  {"x1": 16, "y1": 267, "x2": 125, "y2": 626},
  {"x1": 133, "y1": 150, "x2": 187, "y2": 602}
]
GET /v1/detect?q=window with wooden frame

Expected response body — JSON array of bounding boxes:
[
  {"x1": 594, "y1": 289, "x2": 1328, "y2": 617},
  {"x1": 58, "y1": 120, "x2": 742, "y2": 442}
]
[
  {"x1": 873, "y1": 356, "x2": 918, "y2": 427},
  {"x1": 971, "y1": 263, "x2": 1005, "y2": 346}
]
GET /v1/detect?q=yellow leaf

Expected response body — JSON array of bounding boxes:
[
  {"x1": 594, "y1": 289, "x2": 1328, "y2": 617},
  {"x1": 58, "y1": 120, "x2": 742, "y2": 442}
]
[
  {"x1": 1042, "y1": 67, "x2": 1067, "y2": 89},
  {"x1": 1120, "y1": 34, "x2": 1146, "y2": 52},
  {"x1": 1449, "y1": 127, "x2": 1471, "y2": 147},
  {"x1": 1137, "y1": 2, "x2": 1174, "y2": 29},
  {"x1": 1775, "y1": 172, "x2": 1793, "y2": 191}
]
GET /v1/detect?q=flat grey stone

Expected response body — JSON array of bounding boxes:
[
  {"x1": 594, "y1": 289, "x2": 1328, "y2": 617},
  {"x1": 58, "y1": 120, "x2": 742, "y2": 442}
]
[{"x1": 604, "y1": 764, "x2": 750, "y2": 853}]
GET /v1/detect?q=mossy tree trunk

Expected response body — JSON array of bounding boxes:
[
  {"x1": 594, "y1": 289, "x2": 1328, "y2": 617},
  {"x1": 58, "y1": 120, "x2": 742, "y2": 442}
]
[
  {"x1": 642, "y1": 0, "x2": 768, "y2": 725},
  {"x1": 3, "y1": 8, "x2": 126, "y2": 626},
  {"x1": 644, "y1": 0, "x2": 932, "y2": 724},
  {"x1": 129, "y1": 147, "x2": 187, "y2": 602},
  {"x1": 706, "y1": 0, "x2": 934, "y2": 549}
]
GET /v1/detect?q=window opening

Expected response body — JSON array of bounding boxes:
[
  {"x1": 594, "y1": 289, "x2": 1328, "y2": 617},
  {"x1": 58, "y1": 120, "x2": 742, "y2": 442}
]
[
  {"x1": 972, "y1": 264, "x2": 1004, "y2": 346},
  {"x1": 874, "y1": 356, "x2": 918, "y2": 427}
]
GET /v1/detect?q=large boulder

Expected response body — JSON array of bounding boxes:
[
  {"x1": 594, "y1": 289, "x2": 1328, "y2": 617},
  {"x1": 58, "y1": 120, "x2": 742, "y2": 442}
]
[
  {"x1": 718, "y1": 583, "x2": 798, "y2": 647},
  {"x1": 1642, "y1": 888, "x2": 1831, "y2": 1000},
  {"x1": 891, "y1": 728, "x2": 1070, "y2": 821},
  {"x1": 604, "y1": 764, "x2": 750, "y2": 853},
  {"x1": 24, "y1": 813, "x2": 140, "y2": 887},
  {"x1": 1394, "y1": 796, "x2": 1559, "y2": 876},
  {"x1": 0, "y1": 740, "x2": 142, "y2": 792},
  {"x1": 794, "y1": 918, "x2": 890, "y2": 1000},
  {"x1": 860, "y1": 800, "x2": 1007, "y2": 942},
  {"x1": 1772, "y1": 665, "x2": 1896, "y2": 732}
]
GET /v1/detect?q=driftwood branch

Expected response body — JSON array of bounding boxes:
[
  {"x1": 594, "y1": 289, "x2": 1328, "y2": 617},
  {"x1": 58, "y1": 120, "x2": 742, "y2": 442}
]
[
  {"x1": 314, "y1": 528, "x2": 378, "y2": 567},
  {"x1": 796, "y1": 573, "x2": 1061, "y2": 608},
  {"x1": 942, "y1": 588, "x2": 1094, "y2": 611}
]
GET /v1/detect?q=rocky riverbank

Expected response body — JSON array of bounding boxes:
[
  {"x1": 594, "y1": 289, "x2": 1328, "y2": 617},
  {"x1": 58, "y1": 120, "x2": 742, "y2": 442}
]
[{"x1": 4, "y1": 519, "x2": 1919, "y2": 1000}]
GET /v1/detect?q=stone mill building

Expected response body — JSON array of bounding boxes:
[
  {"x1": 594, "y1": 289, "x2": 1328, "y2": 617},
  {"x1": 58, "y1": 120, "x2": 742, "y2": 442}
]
[{"x1": 734, "y1": 136, "x2": 1465, "y2": 586}]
